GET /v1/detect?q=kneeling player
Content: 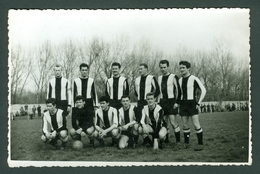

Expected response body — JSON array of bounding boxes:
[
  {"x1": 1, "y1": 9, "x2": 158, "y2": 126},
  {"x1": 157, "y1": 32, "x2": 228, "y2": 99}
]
[
  {"x1": 118, "y1": 95, "x2": 139, "y2": 149},
  {"x1": 41, "y1": 98, "x2": 68, "y2": 150},
  {"x1": 139, "y1": 92, "x2": 167, "y2": 149},
  {"x1": 93, "y1": 96, "x2": 120, "y2": 147},
  {"x1": 70, "y1": 96, "x2": 95, "y2": 147}
]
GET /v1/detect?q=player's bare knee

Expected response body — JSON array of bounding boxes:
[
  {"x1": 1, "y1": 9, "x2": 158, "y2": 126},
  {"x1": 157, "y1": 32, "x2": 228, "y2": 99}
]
[
  {"x1": 118, "y1": 141, "x2": 127, "y2": 149},
  {"x1": 41, "y1": 135, "x2": 47, "y2": 142},
  {"x1": 133, "y1": 123, "x2": 139, "y2": 131},
  {"x1": 93, "y1": 130, "x2": 99, "y2": 138},
  {"x1": 70, "y1": 128, "x2": 76, "y2": 136},
  {"x1": 138, "y1": 126, "x2": 143, "y2": 134},
  {"x1": 60, "y1": 130, "x2": 68, "y2": 138},
  {"x1": 86, "y1": 127, "x2": 94, "y2": 135},
  {"x1": 112, "y1": 129, "x2": 119, "y2": 138}
]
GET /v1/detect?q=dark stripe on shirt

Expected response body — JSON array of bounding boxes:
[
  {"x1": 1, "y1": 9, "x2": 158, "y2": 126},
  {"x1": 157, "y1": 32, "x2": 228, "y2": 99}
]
[{"x1": 55, "y1": 77, "x2": 61, "y2": 100}]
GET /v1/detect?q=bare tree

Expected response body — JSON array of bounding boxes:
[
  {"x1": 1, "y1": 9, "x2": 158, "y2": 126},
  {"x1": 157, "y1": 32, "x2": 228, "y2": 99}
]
[
  {"x1": 10, "y1": 45, "x2": 32, "y2": 104},
  {"x1": 31, "y1": 41, "x2": 54, "y2": 103}
]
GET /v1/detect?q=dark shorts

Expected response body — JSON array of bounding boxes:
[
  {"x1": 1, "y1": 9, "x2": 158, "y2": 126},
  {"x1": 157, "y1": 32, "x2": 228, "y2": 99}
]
[
  {"x1": 136, "y1": 100, "x2": 148, "y2": 123},
  {"x1": 159, "y1": 98, "x2": 178, "y2": 115},
  {"x1": 82, "y1": 124, "x2": 94, "y2": 131},
  {"x1": 84, "y1": 99, "x2": 94, "y2": 111},
  {"x1": 120, "y1": 126, "x2": 134, "y2": 136},
  {"x1": 56, "y1": 100, "x2": 68, "y2": 113},
  {"x1": 179, "y1": 100, "x2": 198, "y2": 116},
  {"x1": 109, "y1": 99, "x2": 122, "y2": 110}
]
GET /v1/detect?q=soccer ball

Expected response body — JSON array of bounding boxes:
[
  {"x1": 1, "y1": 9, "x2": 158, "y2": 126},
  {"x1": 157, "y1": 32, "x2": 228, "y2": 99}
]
[{"x1": 73, "y1": 140, "x2": 83, "y2": 150}]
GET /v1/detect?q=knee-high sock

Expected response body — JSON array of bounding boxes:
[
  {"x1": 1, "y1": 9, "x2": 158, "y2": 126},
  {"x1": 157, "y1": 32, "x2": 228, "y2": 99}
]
[
  {"x1": 173, "y1": 125, "x2": 181, "y2": 143},
  {"x1": 183, "y1": 128, "x2": 190, "y2": 144},
  {"x1": 196, "y1": 127, "x2": 203, "y2": 145}
]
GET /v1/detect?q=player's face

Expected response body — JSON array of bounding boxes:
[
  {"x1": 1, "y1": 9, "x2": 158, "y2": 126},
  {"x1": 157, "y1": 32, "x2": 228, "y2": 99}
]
[
  {"x1": 121, "y1": 97, "x2": 130, "y2": 108},
  {"x1": 112, "y1": 66, "x2": 120, "y2": 76},
  {"x1": 76, "y1": 99, "x2": 85, "y2": 109},
  {"x1": 54, "y1": 67, "x2": 62, "y2": 77},
  {"x1": 146, "y1": 95, "x2": 155, "y2": 106},
  {"x1": 80, "y1": 67, "x2": 89, "y2": 78},
  {"x1": 180, "y1": 64, "x2": 189, "y2": 76},
  {"x1": 100, "y1": 101, "x2": 109, "y2": 111},
  {"x1": 46, "y1": 103, "x2": 56, "y2": 112},
  {"x1": 139, "y1": 66, "x2": 147, "y2": 76},
  {"x1": 159, "y1": 63, "x2": 169, "y2": 75}
]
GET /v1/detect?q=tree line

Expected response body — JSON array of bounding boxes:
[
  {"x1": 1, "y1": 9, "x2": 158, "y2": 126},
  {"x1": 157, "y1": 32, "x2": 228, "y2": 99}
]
[{"x1": 10, "y1": 36, "x2": 249, "y2": 105}]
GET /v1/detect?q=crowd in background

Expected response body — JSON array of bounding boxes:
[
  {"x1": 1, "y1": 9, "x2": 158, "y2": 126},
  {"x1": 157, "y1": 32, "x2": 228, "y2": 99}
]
[{"x1": 200, "y1": 102, "x2": 249, "y2": 113}]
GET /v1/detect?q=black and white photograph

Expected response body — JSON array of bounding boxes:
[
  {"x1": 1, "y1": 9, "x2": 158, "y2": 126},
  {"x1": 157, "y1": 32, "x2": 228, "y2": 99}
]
[{"x1": 8, "y1": 9, "x2": 250, "y2": 167}]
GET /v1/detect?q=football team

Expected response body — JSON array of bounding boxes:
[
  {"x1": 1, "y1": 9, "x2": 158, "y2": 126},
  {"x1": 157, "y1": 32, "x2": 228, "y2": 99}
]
[{"x1": 41, "y1": 60, "x2": 206, "y2": 151}]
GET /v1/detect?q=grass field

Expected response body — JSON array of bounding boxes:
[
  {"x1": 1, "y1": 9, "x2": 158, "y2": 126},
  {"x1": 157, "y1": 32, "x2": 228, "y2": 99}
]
[{"x1": 10, "y1": 111, "x2": 249, "y2": 163}]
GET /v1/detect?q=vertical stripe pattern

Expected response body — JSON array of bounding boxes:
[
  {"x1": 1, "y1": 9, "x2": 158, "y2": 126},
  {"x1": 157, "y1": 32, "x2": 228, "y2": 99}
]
[{"x1": 47, "y1": 77, "x2": 71, "y2": 105}]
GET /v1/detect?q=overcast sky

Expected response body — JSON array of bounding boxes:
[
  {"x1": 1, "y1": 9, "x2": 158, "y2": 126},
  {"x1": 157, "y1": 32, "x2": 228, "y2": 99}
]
[{"x1": 9, "y1": 9, "x2": 250, "y2": 59}]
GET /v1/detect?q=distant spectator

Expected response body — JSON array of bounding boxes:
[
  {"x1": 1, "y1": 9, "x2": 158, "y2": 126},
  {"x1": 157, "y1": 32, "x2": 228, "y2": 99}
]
[
  {"x1": 37, "y1": 105, "x2": 41, "y2": 117},
  {"x1": 232, "y1": 103, "x2": 236, "y2": 111},
  {"x1": 207, "y1": 104, "x2": 210, "y2": 113},
  {"x1": 32, "y1": 105, "x2": 36, "y2": 117},
  {"x1": 203, "y1": 104, "x2": 206, "y2": 113},
  {"x1": 25, "y1": 104, "x2": 28, "y2": 114},
  {"x1": 211, "y1": 104, "x2": 214, "y2": 113},
  {"x1": 20, "y1": 106, "x2": 24, "y2": 116},
  {"x1": 28, "y1": 108, "x2": 33, "y2": 120}
]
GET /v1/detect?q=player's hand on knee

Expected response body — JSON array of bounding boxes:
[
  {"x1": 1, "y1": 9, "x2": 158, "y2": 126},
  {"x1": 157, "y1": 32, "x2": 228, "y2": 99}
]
[
  {"x1": 122, "y1": 125, "x2": 128, "y2": 131},
  {"x1": 51, "y1": 131, "x2": 57, "y2": 138},
  {"x1": 174, "y1": 103, "x2": 179, "y2": 109},
  {"x1": 102, "y1": 130, "x2": 108, "y2": 138}
]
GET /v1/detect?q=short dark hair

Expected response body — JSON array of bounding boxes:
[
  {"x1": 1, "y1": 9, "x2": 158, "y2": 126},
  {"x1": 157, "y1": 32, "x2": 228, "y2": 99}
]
[
  {"x1": 121, "y1": 95, "x2": 130, "y2": 100},
  {"x1": 46, "y1": 98, "x2": 56, "y2": 106},
  {"x1": 111, "y1": 62, "x2": 121, "y2": 69},
  {"x1": 99, "y1": 96, "x2": 110, "y2": 103},
  {"x1": 146, "y1": 92, "x2": 155, "y2": 98},
  {"x1": 80, "y1": 63, "x2": 89, "y2": 70},
  {"x1": 75, "y1": 95, "x2": 85, "y2": 102},
  {"x1": 54, "y1": 64, "x2": 62, "y2": 69},
  {"x1": 139, "y1": 63, "x2": 148, "y2": 69},
  {"x1": 179, "y1": 61, "x2": 191, "y2": 68},
  {"x1": 159, "y1": 60, "x2": 169, "y2": 67}
]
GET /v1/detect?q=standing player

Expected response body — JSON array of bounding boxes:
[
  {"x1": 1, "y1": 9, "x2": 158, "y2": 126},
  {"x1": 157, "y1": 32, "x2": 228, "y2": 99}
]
[
  {"x1": 177, "y1": 61, "x2": 206, "y2": 151},
  {"x1": 118, "y1": 95, "x2": 139, "y2": 149},
  {"x1": 139, "y1": 92, "x2": 167, "y2": 150},
  {"x1": 41, "y1": 98, "x2": 68, "y2": 150},
  {"x1": 93, "y1": 96, "x2": 120, "y2": 147},
  {"x1": 105, "y1": 62, "x2": 129, "y2": 110},
  {"x1": 70, "y1": 95, "x2": 95, "y2": 147},
  {"x1": 47, "y1": 64, "x2": 72, "y2": 115},
  {"x1": 158, "y1": 60, "x2": 181, "y2": 146},
  {"x1": 72, "y1": 63, "x2": 98, "y2": 111},
  {"x1": 135, "y1": 63, "x2": 160, "y2": 125}
]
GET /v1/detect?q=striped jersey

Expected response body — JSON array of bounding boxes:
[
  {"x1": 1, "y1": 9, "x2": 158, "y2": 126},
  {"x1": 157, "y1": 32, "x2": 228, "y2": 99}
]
[
  {"x1": 178, "y1": 75, "x2": 206, "y2": 103},
  {"x1": 94, "y1": 107, "x2": 118, "y2": 128},
  {"x1": 106, "y1": 76, "x2": 129, "y2": 100},
  {"x1": 135, "y1": 75, "x2": 160, "y2": 100},
  {"x1": 140, "y1": 104, "x2": 164, "y2": 128},
  {"x1": 118, "y1": 105, "x2": 137, "y2": 126},
  {"x1": 158, "y1": 73, "x2": 180, "y2": 100},
  {"x1": 72, "y1": 77, "x2": 98, "y2": 106},
  {"x1": 47, "y1": 77, "x2": 72, "y2": 105},
  {"x1": 42, "y1": 109, "x2": 66, "y2": 134}
]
